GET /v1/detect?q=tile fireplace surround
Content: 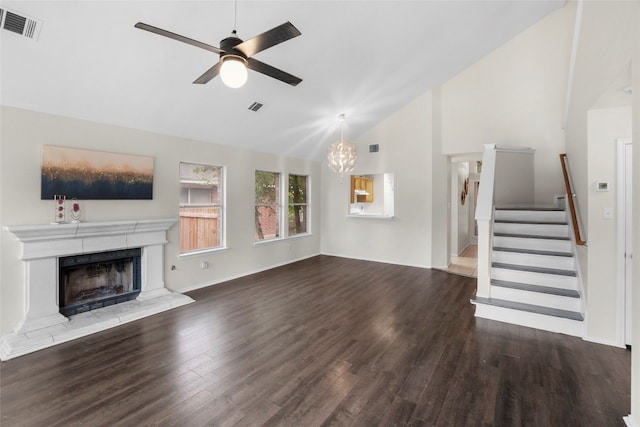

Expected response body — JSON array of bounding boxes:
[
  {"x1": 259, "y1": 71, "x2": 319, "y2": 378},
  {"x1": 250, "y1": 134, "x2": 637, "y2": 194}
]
[{"x1": 1, "y1": 218, "x2": 194, "y2": 361}]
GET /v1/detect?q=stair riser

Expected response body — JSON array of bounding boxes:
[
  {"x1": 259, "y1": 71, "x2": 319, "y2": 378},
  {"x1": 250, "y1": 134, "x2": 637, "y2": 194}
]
[
  {"x1": 493, "y1": 236, "x2": 572, "y2": 253},
  {"x1": 474, "y1": 303, "x2": 583, "y2": 337},
  {"x1": 493, "y1": 222, "x2": 569, "y2": 238},
  {"x1": 492, "y1": 251, "x2": 574, "y2": 270},
  {"x1": 491, "y1": 267, "x2": 577, "y2": 290},
  {"x1": 494, "y1": 210, "x2": 566, "y2": 223},
  {"x1": 490, "y1": 286, "x2": 581, "y2": 312}
]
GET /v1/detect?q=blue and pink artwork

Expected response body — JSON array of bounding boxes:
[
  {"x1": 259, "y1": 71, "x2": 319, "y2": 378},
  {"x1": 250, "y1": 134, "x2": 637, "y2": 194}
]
[{"x1": 41, "y1": 145, "x2": 154, "y2": 200}]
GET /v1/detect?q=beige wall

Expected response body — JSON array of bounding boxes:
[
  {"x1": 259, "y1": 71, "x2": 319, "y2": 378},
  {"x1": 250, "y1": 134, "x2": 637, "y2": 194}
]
[
  {"x1": 441, "y1": 3, "x2": 573, "y2": 204},
  {"x1": 451, "y1": 162, "x2": 470, "y2": 256},
  {"x1": 0, "y1": 107, "x2": 321, "y2": 335},
  {"x1": 631, "y1": 1, "x2": 640, "y2": 421},
  {"x1": 493, "y1": 150, "x2": 536, "y2": 206},
  {"x1": 320, "y1": 91, "x2": 434, "y2": 267},
  {"x1": 585, "y1": 106, "x2": 632, "y2": 344}
]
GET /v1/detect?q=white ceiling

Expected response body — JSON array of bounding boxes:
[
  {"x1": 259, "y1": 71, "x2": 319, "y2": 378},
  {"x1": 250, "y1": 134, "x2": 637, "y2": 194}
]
[{"x1": 1, "y1": 1, "x2": 565, "y2": 160}]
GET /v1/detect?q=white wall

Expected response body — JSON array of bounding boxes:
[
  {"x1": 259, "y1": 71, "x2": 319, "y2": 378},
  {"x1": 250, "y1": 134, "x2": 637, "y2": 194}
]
[
  {"x1": 440, "y1": 3, "x2": 573, "y2": 204},
  {"x1": 585, "y1": 106, "x2": 631, "y2": 344},
  {"x1": 451, "y1": 162, "x2": 470, "y2": 256},
  {"x1": 493, "y1": 150, "x2": 536, "y2": 207},
  {"x1": 321, "y1": 91, "x2": 433, "y2": 267},
  {"x1": 565, "y1": 0, "x2": 638, "y2": 295},
  {"x1": 430, "y1": 87, "x2": 450, "y2": 269},
  {"x1": 566, "y1": 1, "x2": 638, "y2": 235},
  {"x1": 0, "y1": 107, "x2": 321, "y2": 335},
  {"x1": 630, "y1": 2, "x2": 640, "y2": 420}
]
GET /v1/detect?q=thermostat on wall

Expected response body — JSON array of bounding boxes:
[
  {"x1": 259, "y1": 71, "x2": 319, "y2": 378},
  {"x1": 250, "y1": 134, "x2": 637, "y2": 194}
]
[{"x1": 593, "y1": 181, "x2": 609, "y2": 192}]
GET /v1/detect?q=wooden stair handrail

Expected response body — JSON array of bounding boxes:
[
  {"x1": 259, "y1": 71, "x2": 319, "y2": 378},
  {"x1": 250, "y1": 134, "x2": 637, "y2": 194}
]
[{"x1": 559, "y1": 154, "x2": 586, "y2": 246}]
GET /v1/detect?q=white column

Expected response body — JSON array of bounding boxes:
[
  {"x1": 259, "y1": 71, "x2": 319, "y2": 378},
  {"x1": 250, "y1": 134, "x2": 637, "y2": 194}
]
[
  {"x1": 475, "y1": 144, "x2": 497, "y2": 299},
  {"x1": 137, "y1": 244, "x2": 170, "y2": 300},
  {"x1": 21, "y1": 258, "x2": 68, "y2": 332}
]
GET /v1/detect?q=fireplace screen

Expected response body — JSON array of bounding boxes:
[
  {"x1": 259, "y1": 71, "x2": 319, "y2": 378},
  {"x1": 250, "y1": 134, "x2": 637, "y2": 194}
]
[{"x1": 59, "y1": 248, "x2": 142, "y2": 316}]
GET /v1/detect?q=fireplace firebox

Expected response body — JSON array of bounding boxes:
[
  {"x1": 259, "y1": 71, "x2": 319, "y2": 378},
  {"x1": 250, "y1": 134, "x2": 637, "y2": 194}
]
[{"x1": 59, "y1": 248, "x2": 142, "y2": 316}]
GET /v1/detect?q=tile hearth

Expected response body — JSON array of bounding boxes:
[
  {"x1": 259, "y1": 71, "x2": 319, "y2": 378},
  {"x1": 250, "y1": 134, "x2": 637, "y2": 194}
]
[{"x1": 1, "y1": 292, "x2": 192, "y2": 360}]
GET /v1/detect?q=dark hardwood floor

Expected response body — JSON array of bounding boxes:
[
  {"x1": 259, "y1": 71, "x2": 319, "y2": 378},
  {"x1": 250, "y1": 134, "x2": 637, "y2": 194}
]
[{"x1": 0, "y1": 255, "x2": 631, "y2": 426}]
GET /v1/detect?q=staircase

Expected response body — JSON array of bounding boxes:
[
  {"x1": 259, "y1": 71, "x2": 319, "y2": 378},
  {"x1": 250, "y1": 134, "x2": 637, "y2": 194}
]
[{"x1": 472, "y1": 207, "x2": 584, "y2": 337}]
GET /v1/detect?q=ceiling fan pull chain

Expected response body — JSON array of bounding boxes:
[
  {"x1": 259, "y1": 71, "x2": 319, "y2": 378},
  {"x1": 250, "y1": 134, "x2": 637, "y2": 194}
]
[{"x1": 233, "y1": 0, "x2": 238, "y2": 33}]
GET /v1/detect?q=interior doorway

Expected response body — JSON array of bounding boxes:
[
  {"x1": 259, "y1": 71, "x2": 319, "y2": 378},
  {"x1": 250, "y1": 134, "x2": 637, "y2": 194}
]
[
  {"x1": 448, "y1": 154, "x2": 482, "y2": 277},
  {"x1": 617, "y1": 138, "x2": 632, "y2": 346}
]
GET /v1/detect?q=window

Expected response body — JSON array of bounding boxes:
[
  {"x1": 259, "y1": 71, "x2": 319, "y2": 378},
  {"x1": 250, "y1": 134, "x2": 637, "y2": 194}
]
[
  {"x1": 255, "y1": 171, "x2": 280, "y2": 241},
  {"x1": 179, "y1": 162, "x2": 224, "y2": 253},
  {"x1": 288, "y1": 174, "x2": 308, "y2": 236}
]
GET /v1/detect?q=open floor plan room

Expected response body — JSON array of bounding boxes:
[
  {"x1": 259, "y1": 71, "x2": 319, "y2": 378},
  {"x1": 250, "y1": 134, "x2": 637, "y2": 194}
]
[{"x1": 0, "y1": 256, "x2": 630, "y2": 426}]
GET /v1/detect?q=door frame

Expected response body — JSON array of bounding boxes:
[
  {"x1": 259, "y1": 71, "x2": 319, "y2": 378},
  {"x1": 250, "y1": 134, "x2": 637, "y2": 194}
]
[{"x1": 616, "y1": 138, "x2": 632, "y2": 346}]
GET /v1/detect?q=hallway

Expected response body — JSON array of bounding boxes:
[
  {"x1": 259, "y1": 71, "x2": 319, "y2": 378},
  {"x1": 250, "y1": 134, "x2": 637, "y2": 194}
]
[{"x1": 445, "y1": 244, "x2": 478, "y2": 277}]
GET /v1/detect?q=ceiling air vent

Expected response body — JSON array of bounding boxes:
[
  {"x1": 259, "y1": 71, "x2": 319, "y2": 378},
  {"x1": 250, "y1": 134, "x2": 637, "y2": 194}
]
[
  {"x1": 0, "y1": 7, "x2": 43, "y2": 40},
  {"x1": 248, "y1": 102, "x2": 263, "y2": 112}
]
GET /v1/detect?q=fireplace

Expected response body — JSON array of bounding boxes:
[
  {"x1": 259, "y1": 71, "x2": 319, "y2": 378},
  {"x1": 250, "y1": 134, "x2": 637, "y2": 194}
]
[
  {"x1": 59, "y1": 248, "x2": 142, "y2": 316},
  {"x1": 2, "y1": 218, "x2": 195, "y2": 361}
]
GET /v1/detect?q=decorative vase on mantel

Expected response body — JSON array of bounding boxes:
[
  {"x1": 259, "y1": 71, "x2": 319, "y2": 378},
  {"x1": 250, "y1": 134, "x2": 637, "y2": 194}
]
[
  {"x1": 70, "y1": 199, "x2": 82, "y2": 223},
  {"x1": 54, "y1": 195, "x2": 66, "y2": 224}
]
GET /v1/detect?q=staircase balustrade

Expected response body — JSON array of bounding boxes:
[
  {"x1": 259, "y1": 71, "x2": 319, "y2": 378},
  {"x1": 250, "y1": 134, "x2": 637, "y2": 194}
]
[{"x1": 559, "y1": 154, "x2": 586, "y2": 246}]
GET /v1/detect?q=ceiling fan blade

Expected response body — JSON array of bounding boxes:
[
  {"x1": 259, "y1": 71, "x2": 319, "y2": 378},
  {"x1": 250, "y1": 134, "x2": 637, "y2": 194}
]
[
  {"x1": 193, "y1": 62, "x2": 222, "y2": 84},
  {"x1": 246, "y1": 58, "x2": 302, "y2": 86},
  {"x1": 135, "y1": 22, "x2": 223, "y2": 54},
  {"x1": 235, "y1": 22, "x2": 301, "y2": 58}
]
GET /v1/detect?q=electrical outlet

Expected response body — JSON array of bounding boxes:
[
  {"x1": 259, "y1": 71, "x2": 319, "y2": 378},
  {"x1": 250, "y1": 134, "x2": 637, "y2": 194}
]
[
  {"x1": 201, "y1": 261, "x2": 209, "y2": 269},
  {"x1": 603, "y1": 207, "x2": 613, "y2": 220}
]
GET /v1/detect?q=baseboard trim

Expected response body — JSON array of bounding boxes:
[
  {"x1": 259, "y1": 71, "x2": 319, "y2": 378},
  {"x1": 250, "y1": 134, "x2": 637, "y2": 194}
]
[
  {"x1": 176, "y1": 252, "x2": 322, "y2": 294},
  {"x1": 319, "y1": 252, "x2": 431, "y2": 269},
  {"x1": 582, "y1": 334, "x2": 627, "y2": 349}
]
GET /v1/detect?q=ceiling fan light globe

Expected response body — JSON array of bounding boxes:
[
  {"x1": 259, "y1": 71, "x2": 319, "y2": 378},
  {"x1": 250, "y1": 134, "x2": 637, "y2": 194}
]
[{"x1": 220, "y1": 56, "x2": 248, "y2": 88}]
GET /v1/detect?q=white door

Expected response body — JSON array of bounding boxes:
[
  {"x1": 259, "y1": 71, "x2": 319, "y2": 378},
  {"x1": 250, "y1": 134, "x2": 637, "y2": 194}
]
[{"x1": 624, "y1": 141, "x2": 633, "y2": 346}]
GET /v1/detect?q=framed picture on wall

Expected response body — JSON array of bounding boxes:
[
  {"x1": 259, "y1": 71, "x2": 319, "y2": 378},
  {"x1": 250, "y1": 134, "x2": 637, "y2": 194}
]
[{"x1": 41, "y1": 145, "x2": 154, "y2": 200}]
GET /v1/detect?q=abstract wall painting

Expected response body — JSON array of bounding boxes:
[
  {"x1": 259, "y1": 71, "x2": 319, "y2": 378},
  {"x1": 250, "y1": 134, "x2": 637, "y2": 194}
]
[{"x1": 41, "y1": 145, "x2": 154, "y2": 200}]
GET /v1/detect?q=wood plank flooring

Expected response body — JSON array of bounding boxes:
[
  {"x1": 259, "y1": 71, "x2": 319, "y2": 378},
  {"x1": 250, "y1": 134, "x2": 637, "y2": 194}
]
[{"x1": 0, "y1": 255, "x2": 631, "y2": 426}]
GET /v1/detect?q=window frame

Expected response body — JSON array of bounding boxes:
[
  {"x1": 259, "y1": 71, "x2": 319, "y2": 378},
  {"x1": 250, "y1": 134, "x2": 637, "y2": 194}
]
[
  {"x1": 287, "y1": 173, "x2": 310, "y2": 237},
  {"x1": 178, "y1": 162, "x2": 226, "y2": 256},
  {"x1": 254, "y1": 170, "x2": 282, "y2": 242}
]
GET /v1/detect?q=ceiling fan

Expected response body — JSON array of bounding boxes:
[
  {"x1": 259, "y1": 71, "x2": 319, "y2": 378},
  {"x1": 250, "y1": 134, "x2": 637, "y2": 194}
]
[{"x1": 134, "y1": 16, "x2": 302, "y2": 88}]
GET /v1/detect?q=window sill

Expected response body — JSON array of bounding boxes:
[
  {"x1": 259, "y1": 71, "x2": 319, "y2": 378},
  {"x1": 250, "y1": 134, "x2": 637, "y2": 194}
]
[
  {"x1": 346, "y1": 214, "x2": 394, "y2": 220},
  {"x1": 254, "y1": 233, "x2": 311, "y2": 246},
  {"x1": 178, "y1": 246, "x2": 228, "y2": 259}
]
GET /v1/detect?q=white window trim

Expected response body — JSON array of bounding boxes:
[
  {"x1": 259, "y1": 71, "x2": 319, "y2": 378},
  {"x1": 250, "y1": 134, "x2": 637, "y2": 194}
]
[
  {"x1": 179, "y1": 162, "x2": 226, "y2": 254},
  {"x1": 255, "y1": 170, "x2": 283, "y2": 242},
  {"x1": 287, "y1": 173, "x2": 310, "y2": 237}
]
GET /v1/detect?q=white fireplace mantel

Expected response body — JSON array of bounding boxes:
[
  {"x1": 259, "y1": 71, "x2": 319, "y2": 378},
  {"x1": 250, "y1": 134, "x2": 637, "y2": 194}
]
[{"x1": 1, "y1": 218, "x2": 194, "y2": 361}]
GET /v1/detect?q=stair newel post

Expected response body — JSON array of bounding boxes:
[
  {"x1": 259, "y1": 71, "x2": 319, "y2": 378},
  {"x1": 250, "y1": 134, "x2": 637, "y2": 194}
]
[{"x1": 475, "y1": 144, "x2": 497, "y2": 299}]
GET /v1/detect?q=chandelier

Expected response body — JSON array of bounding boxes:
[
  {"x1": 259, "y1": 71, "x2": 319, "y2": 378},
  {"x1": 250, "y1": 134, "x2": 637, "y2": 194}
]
[{"x1": 327, "y1": 114, "x2": 357, "y2": 178}]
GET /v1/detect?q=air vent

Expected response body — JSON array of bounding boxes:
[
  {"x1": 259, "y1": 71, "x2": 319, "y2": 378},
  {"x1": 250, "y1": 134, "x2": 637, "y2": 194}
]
[
  {"x1": 369, "y1": 144, "x2": 379, "y2": 153},
  {"x1": 248, "y1": 102, "x2": 263, "y2": 112},
  {"x1": 0, "y1": 7, "x2": 43, "y2": 40}
]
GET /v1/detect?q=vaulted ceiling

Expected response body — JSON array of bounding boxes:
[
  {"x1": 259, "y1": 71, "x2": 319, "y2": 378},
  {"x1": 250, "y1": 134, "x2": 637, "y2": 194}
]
[{"x1": 1, "y1": 1, "x2": 565, "y2": 160}]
